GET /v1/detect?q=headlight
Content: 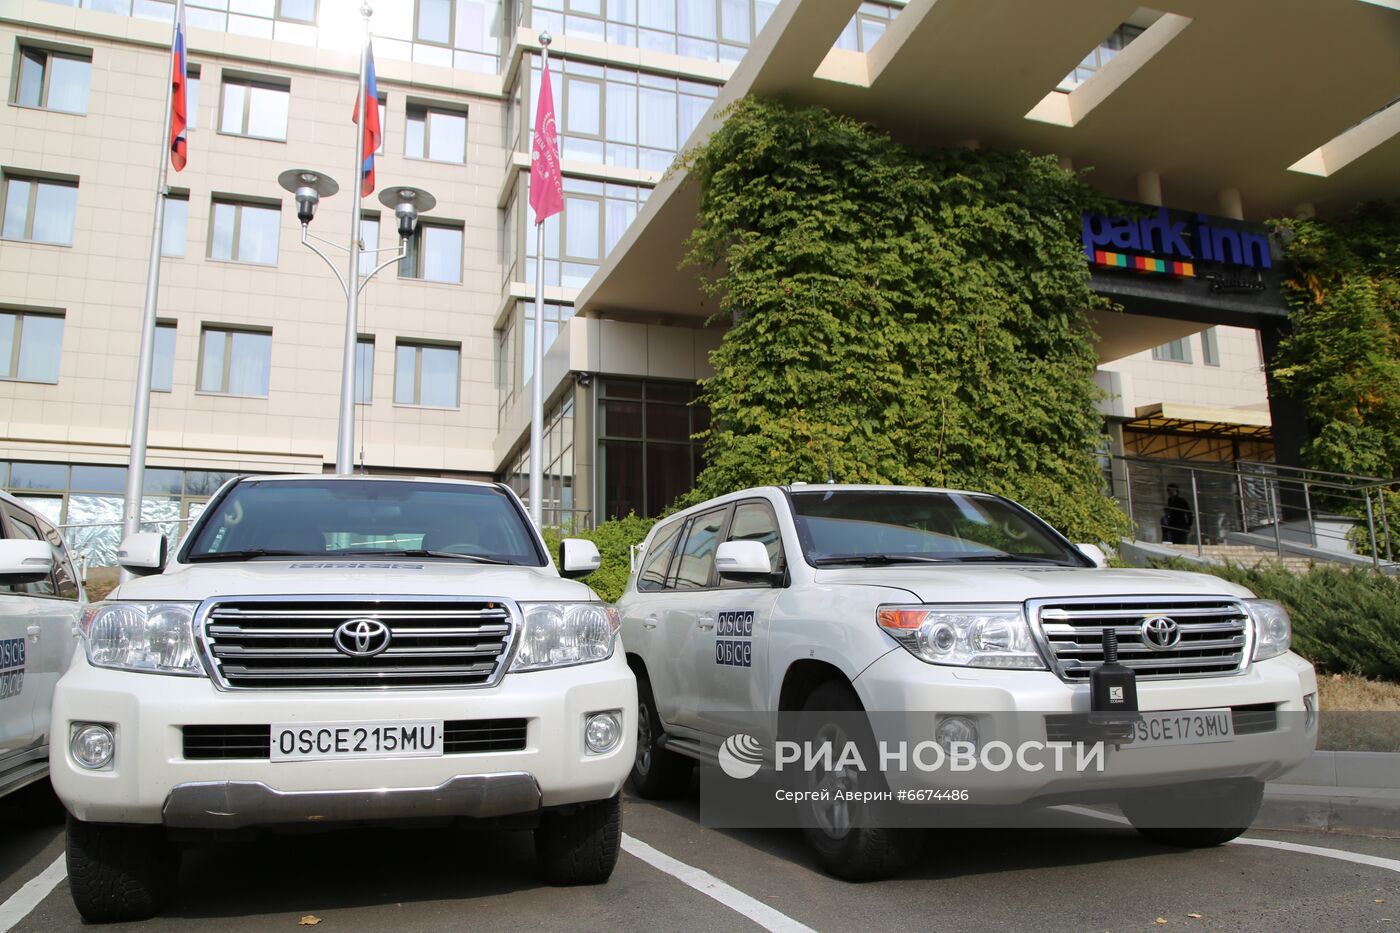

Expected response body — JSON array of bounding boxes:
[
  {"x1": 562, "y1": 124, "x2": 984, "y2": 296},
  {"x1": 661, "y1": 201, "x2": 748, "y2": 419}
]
[
  {"x1": 79, "y1": 602, "x2": 203, "y2": 676},
  {"x1": 1247, "y1": 599, "x2": 1292, "y2": 661},
  {"x1": 511, "y1": 602, "x2": 620, "y2": 672},
  {"x1": 877, "y1": 604, "x2": 1046, "y2": 670}
]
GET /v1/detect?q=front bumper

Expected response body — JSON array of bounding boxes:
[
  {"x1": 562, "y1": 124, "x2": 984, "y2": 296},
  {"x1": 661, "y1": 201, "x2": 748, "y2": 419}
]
[
  {"x1": 51, "y1": 652, "x2": 636, "y2": 825},
  {"x1": 852, "y1": 648, "x2": 1318, "y2": 804}
]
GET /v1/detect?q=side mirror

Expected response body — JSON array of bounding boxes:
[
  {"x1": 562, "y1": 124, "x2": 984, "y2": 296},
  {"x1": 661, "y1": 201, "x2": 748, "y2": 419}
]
[
  {"x1": 559, "y1": 538, "x2": 601, "y2": 579},
  {"x1": 1076, "y1": 543, "x2": 1108, "y2": 569},
  {"x1": 715, "y1": 540, "x2": 773, "y2": 583},
  {"x1": 0, "y1": 539, "x2": 54, "y2": 584},
  {"x1": 117, "y1": 533, "x2": 167, "y2": 576}
]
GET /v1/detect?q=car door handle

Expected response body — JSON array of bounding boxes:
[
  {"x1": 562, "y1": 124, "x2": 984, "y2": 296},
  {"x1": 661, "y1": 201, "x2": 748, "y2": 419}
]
[
  {"x1": 641, "y1": 615, "x2": 658, "y2": 630},
  {"x1": 696, "y1": 614, "x2": 715, "y2": 631}
]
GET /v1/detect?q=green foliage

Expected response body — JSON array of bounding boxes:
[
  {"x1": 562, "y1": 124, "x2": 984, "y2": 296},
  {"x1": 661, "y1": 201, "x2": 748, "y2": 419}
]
[
  {"x1": 1270, "y1": 202, "x2": 1400, "y2": 478},
  {"x1": 542, "y1": 513, "x2": 655, "y2": 603},
  {"x1": 1155, "y1": 558, "x2": 1400, "y2": 682},
  {"x1": 679, "y1": 98, "x2": 1128, "y2": 543}
]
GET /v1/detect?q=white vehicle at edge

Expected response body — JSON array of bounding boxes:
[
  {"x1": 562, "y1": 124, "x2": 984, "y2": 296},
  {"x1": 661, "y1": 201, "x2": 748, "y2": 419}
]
[
  {"x1": 51, "y1": 475, "x2": 636, "y2": 923},
  {"x1": 0, "y1": 491, "x2": 83, "y2": 810},
  {"x1": 618, "y1": 484, "x2": 1317, "y2": 880}
]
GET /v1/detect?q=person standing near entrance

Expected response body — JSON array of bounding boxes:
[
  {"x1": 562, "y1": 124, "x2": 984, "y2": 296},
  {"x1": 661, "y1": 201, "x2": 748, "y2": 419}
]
[{"x1": 1162, "y1": 483, "x2": 1195, "y2": 544}]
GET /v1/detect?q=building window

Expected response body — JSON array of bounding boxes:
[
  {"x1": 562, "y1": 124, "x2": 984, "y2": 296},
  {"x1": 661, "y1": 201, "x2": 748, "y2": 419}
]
[
  {"x1": 406, "y1": 0, "x2": 506, "y2": 72},
  {"x1": 355, "y1": 336, "x2": 374, "y2": 404},
  {"x1": 400, "y1": 221, "x2": 463, "y2": 283},
  {"x1": 161, "y1": 192, "x2": 188, "y2": 257},
  {"x1": 152, "y1": 320, "x2": 177, "y2": 392},
  {"x1": 406, "y1": 104, "x2": 467, "y2": 163},
  {"x1": 2, "y1": 174, "x2": 78, "y2": 245},
  {"x1": 219, "y1": 75, "x2": 290, "y2": 140},
  {"x1": 276, "y1": 0, "x2": 317, "y2": 23},
  {"x1": 13, "y1": 43, "x2": 92, "y2": 113},
  {"x1": 374, "y1": 92, "x2": 387, "y2": 153},
  {"x1": 529, "y1": 55, "x2": 719, "y2": 171},
  {"x1": 521, "y1": 301, "x2": 574, "y2": 383},
  {"x1": 1201, "y1": 327, "x2": 1221, "y2": 367},
  {"x1": 394, "y1": 341, "x2": 460, "y2": 407},
  {"x1": 186, "y1": 65, "x2": 200, "y2": 129},
  {"x1": 198, "y1": 326, "x2": 271, "y2": 397},
  {"x1": 502, "y1": 392, "x2": 579, "y2": 529},
  {"x1": 834, "y1": 2, "x2": 899, "y2": 52},
  {"x1": 1152, "y1": 337, "x2": 1192, "y2": 364},
  {"x1": 530, "y1": 0, "x2": 778, "y2": 63},
  {"x1": 524, "y1": 177, "x2": 646, "y2": 288},
  {"x1": 0, "y1": 310, "x2": 64, "y2": 384},
  {"x1": 358, "y1": 213, "x2": 379, "y2": 276},
  {"x1": 597, "y1": 378, "x2": 708, "y2": 520},
  {"x1": 209, "y1": 198, "x2": 280, "y2": 264},
  {"x1": 1059, "y1": 23, "x2": 1147, "y2": 91}
]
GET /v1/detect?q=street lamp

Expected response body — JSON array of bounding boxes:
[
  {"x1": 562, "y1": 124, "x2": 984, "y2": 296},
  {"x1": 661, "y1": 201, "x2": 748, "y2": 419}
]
[{"x1": 276, "y1": 168, "x2": 435, "y2": 473}]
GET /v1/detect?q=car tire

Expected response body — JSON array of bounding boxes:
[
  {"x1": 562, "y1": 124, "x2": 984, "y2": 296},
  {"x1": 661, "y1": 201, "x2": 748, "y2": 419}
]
[
  {"x1": 535, "y1": 793, "x2": 622, "y2": 885},
  {"x1": 795, "y1": 680, "x2": 923, "y2": 881},
  {"x1": 1120, "y1": 778, "x2": 1264, "y2": 848},
  {"x1": 629, "y1": 671, "x2": 693, "y2": 799},
  {"x1": 66, "y1": 815, "x2": 181, "y2": 923}
]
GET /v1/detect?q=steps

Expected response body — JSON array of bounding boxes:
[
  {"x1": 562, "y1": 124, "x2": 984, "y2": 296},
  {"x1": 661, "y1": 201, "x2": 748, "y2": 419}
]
[{"x1": 1156, "y1": 542, "x2": 1317, "y2": 573}]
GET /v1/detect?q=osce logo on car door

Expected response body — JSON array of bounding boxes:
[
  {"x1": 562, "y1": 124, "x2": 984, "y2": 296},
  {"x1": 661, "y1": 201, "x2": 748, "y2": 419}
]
[
  {"x1": 0, "y1": 638, "x2": 25, "y2": 700},
  {"x1": 715, "y1": 610, "x2": 754, "y2": 668}
]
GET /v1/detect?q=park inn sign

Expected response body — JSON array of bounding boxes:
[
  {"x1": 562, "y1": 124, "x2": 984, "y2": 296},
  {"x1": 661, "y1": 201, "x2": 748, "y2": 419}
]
[{"x1": 1082, "y1": 205, "x2": 1275, "y2": 279}]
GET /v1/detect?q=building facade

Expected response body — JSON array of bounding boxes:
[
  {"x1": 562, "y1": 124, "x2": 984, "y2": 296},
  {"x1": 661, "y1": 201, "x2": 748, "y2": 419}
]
[{"x1": 5, "y1": 0, "x2": 1393, "y2": 562}]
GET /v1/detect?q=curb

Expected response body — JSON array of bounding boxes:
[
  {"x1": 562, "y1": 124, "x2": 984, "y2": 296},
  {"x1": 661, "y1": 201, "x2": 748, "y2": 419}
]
[
  {"x1": 1279, "y1": 750, "x2": 1400, "y2": 789},
  {"x1": 1260, "y1": 784, "x2": 1400, "y2": 837}
]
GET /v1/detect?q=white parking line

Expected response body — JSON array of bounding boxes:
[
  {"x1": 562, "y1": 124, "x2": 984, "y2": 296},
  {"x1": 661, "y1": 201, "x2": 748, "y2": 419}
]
[
  {"x1": 1055, "y1": 805, "x2": 1400, "y2": 874},
  {"x1": 621, "y1": 834, "x2": 816, "y2": 933},
  {"x1": 0, "y1": 855, "x2": 65, "y2": 933}
]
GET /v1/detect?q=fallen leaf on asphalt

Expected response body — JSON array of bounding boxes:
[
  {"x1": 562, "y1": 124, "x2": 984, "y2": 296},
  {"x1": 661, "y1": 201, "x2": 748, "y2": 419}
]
[
  {"x1": 1187, "y1": 913, "x2": 1203, "y2": 919},
  {"x1": 1379, "y1": 900, "x2": 1388, "y2": 904},
  {"x1": 1155, "y1": 919, "x2": 1168, "y2": 925},
  {"x1": 298, "y1": 917, "x2": 322, "y2": 926}
]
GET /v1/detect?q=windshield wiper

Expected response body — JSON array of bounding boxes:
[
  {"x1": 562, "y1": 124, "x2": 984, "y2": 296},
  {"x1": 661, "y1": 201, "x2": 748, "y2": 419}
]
[
  {"x1": 811, "y1": 554, "x2": 951, "y2": 566},
  {"x1": 185, "y1": 548, "x2": 309, "y2": 562},
  {"x1": 938, "y1": 554, "x2": 1072, "y2": 566},
  {"x1": 329, "y1": 549, "x2": 515, "y2": 565}
]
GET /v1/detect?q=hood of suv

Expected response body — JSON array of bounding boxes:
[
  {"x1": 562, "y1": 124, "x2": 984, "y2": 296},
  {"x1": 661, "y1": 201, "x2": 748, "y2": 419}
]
[
  {"x1": 812, "y1": 565, "x2": 1254, "y2": 604},
  {"x1": 109, "y1": 559, "x2": 595, "y2": 603}
]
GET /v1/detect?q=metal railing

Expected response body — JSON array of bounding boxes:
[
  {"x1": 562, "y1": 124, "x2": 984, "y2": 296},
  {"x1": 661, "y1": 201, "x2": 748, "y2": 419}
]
[{"x1": 1108, "y1": 455, "x2": 1397, "y2": 570}]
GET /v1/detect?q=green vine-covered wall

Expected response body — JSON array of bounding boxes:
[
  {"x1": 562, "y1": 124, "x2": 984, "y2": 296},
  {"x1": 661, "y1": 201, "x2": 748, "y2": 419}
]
[{"x1": 679, "y1": 98, "x2": 1128, "y2": 543}]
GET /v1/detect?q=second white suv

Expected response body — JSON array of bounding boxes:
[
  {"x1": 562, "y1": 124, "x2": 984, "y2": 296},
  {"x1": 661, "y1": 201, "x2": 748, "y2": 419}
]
[{"x1": 618, "y1": 484, "x2": 1317, "y2": 879}]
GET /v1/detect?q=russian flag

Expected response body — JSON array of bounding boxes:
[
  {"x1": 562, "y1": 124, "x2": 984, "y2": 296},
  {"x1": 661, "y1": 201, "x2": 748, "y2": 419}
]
[
  {"x1": 169, "y1": 6, "x2": 188, "y2": 171},
  {"x1": 352, "y1": 46, "x2": 381, "y2": 197}
]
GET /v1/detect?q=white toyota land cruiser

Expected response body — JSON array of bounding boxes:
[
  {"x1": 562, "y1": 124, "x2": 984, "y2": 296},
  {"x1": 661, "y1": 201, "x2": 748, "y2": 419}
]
[
  {"x1": 618, "y1": 484, "x2": 1317, "y2": 880},
  {"x1": 52, "y1": 475, "x2": 635, "y2": 923}
]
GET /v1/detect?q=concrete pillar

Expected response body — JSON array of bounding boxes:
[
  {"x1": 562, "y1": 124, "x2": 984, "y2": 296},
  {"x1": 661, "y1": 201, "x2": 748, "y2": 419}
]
[
  {"x1": 1136, "y1": 170, "x2": 1163, "y2": 206},
  {"x1": 1218, "y1": 188, "x2": 1244, "y2": 220},
  {"x1": 1258, "y1": 322, "x2": 1309, "y2": 471}
]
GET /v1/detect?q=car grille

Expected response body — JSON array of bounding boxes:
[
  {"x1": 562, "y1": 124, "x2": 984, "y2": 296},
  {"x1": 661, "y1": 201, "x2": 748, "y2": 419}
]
[
  {"x1": 200, "y1": 598, "x2": 516, "y2": 690},
  {"x1": 182, "y1": 719, "x2": 529, "y2": 760},
  {"x1": 1032, "y1": 598, "x2": 1250, "y2": 682}
]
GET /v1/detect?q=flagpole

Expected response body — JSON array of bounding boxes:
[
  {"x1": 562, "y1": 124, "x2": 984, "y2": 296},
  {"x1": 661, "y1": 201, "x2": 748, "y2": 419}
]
[
  {"x1": 528, "y1": 32, "x2": 553, "y2": 529},
  {"x1": 337, "y1": 4, "x2": 371, "y2": 475},
  {"x1": 120, "y1": 0, "x2": 184, "y2": 577}
]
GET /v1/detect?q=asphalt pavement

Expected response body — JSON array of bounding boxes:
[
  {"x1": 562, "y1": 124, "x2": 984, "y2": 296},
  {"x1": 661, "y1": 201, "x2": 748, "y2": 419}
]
[{"x1": 3, "y1": 790, "x2": 1397, "y2": 932}]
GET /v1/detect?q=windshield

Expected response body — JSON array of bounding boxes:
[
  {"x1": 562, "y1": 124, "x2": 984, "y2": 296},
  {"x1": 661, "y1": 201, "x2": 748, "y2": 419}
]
[
  {"x1": 789, "y1": 489, "x2": 1088, "y2": 567},
  {"x1": 182, "y1": 479, "x2": 545, "y2": 565}
]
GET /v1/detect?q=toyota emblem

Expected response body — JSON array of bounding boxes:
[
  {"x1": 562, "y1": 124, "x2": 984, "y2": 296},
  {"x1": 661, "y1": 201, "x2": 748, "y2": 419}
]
[
  {"x1": 333, "y1": 618, "x2": 392, "y2": 657},
  {"x1": 1140, "y1": 616, "x2": 1181, "y2": 651}
]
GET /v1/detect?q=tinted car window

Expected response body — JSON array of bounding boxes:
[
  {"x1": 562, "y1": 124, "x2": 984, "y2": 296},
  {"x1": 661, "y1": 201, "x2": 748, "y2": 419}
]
[
  {"x1": 40, "y1": 519, "x2": 79, "y2": 600},
  {"x1": 637, "y1": 520, "x2": 683, "y2": 592},
  {"x1": 720, "y1": 501, "x2": 784, "y2": 588},
  {"x1": 4, "y1": 507, "x2": 57, "y2": 596},
  {"x1": 183, "y1": 480, "x2": 545, "y2": 566},
  {"x1": 673, "y1": 507, "x2": 727, "y2": 590}
]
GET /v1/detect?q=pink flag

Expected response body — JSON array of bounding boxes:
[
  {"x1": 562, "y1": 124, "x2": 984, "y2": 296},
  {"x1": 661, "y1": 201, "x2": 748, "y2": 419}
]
[{"x1": 529, "y1": 56, "x2": 564, "y2": 224}]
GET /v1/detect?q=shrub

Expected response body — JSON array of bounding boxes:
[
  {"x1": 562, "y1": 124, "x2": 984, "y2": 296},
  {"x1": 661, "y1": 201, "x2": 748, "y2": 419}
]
[
  {"x1": 542, "y1": 514, "x2": 656, "y2": 603},
  {"x1": 1155, "y1": 559, "x2": 1400, "y2": 682}
]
